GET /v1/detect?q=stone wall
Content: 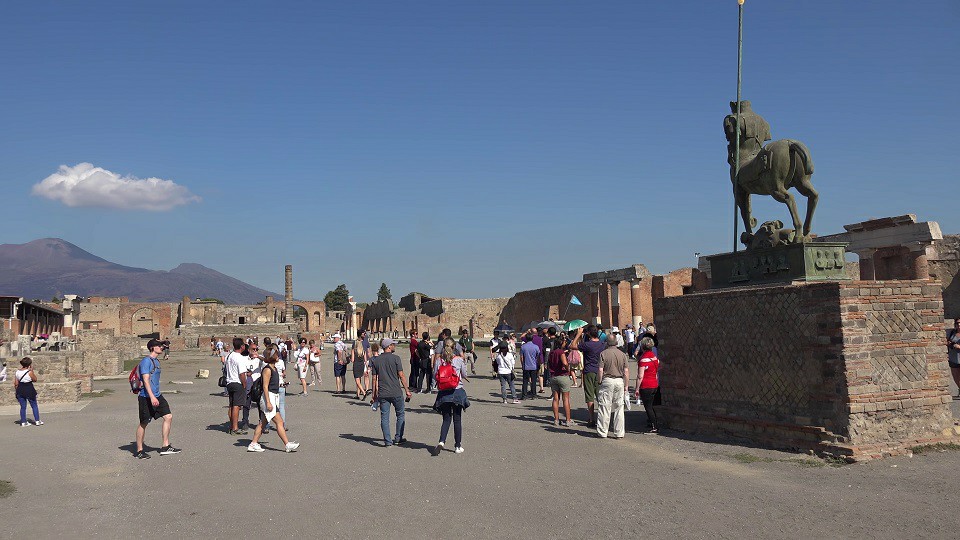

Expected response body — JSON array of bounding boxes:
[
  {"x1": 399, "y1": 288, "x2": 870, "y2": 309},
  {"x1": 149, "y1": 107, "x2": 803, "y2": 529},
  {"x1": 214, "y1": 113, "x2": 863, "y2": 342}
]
[
  {"x1": 931, "y1": 235, "x2": 960, "y2": 318},
  {"x1": 77, "y1": 329, "x2": 143, "y2": 375},
  {"x1": 0, "y1": 380, "x2": 83, "y2": 407},
  {"x1": 500, "y1": 282, "x2": 592, "y2": 330},
  {"x1": 173, "y1": 323, "x2": 299, "y2": 348},
  {"x1": 654, "y1": 280, "x2": 955, "y2": 461}
]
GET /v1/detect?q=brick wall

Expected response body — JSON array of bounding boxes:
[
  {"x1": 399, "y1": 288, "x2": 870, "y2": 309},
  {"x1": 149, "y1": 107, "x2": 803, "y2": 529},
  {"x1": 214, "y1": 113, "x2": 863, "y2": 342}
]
[
  {"x1": 501, "y1": 282, "x2": 592, "y2": 330},
  {"x1": 654, "y1": 279, "x2": 955, "y2": 461}
]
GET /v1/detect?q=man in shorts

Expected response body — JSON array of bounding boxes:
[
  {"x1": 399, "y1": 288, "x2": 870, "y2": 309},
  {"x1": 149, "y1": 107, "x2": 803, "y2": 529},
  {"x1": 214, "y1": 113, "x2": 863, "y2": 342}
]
[
  {"x1": 570, "y1": 325, "x2": 606, "y2": 427},
  {"x1": 134, "y1": 338, "x2": 181, "y2": 459},
  {"x1": 225, "y1": 337, "x2": 250, "y2": 435}
]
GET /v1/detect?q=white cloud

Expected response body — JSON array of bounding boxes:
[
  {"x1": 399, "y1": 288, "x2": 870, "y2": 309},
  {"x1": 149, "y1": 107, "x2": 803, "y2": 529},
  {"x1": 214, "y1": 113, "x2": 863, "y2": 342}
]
[{"x1": 31, "y1": 163, "x2": 201, "y2": 211}]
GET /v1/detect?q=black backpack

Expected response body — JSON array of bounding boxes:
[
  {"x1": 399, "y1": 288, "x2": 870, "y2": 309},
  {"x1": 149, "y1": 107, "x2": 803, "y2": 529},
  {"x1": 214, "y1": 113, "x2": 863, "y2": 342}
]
[{"x1": 248, "y1": 362, "x2": 265, "y2": 404}]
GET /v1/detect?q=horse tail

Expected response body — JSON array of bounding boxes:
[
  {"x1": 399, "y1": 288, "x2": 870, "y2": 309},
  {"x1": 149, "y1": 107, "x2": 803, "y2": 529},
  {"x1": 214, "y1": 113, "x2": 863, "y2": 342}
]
[{"x1": 787, "y1": 140, "x2": 814, "y2": 176}]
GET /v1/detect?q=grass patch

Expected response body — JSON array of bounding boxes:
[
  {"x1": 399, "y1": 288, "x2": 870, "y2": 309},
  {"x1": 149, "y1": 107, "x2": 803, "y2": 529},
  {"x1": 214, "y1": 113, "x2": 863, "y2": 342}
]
[
  {"x1": 730, "y1": 452, "x2": 837, "y2": 468},
  {"x1": 0, "y1": 481, "x2": 15, "y2": 498},
  {"x1": 81, "y1": 388, "x2": 115, "y2": 399},
  {"x1": 910, "y1": 442, "x2": 960, "y2": 455}
]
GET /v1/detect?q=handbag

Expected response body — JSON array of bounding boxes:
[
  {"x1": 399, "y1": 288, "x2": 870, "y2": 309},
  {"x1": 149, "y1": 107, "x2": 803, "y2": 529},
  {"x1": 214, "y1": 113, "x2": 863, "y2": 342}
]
[{"x1": 217, "y1": 365, "x2": 227, "y2": 387}]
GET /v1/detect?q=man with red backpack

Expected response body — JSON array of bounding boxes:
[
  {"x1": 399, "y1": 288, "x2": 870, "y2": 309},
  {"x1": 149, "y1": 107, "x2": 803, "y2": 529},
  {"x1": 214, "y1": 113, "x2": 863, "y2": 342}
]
[{"x1": 133, "y1": 338, "x2": 181, "y2": 459}]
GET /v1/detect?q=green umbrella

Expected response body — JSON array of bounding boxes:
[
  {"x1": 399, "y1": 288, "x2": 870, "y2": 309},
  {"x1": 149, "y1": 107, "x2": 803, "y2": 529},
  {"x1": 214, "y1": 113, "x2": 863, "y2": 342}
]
[{"x1": 562, "y1": 319, "x2": 588, "y2": 331}]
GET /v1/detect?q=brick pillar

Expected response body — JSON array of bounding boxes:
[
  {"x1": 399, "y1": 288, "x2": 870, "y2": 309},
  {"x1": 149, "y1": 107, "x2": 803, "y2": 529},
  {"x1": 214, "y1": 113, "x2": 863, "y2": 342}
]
[
  {"x1": 629, "y1": 279, "x2": 643, "y2": 328},
  {"x1": 284, "y1": 265, "x2": 294, "y2": 323},
  {"x1": 856, "y1": 250, "x2": 876, "y2": 280},
  {"x1": 589, "y1": 286, "x2": 601, "y2": 324},
  {"x1": 610, "y1": 281, "x2": 621, "y2": 328}
]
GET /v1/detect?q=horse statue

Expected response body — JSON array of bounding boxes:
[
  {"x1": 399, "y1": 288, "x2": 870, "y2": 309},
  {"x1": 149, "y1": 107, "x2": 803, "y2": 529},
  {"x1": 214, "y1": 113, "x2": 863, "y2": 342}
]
[{"x1": 724, "y1": 101, "x2": 818, "y2": 247}]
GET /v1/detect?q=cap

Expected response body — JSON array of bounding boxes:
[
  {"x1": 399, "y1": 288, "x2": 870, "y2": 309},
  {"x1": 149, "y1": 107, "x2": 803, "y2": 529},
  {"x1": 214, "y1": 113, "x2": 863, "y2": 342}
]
[
  {"x1": 147, "y1": 338, "x2": 163, "y2": 349},
  {"x1": 611, "y1": 326, "x2": 620, "y2": 333},
  {"x1": 332, "y1": 333, "x2": 341, "y2": 339},
  {"x1": 380, "y1": 338, "x2": 395, "y2": 348}
]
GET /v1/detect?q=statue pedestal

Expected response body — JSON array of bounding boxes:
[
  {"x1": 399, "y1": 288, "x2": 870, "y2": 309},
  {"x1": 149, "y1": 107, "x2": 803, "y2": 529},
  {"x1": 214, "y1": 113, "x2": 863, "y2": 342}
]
[{"x1": 707, "y1": 242, "x2": 848, "y2": 289}]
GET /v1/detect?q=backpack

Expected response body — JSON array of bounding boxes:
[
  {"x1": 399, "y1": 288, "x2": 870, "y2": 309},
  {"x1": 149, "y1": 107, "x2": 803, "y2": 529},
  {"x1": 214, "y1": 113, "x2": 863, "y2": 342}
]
[
  {"x1": 129, "y1": 358, "x2": 158, "y2": 394},
  {"x1": 436, "y1": 360, "x2": 460, "y2": 391},
  {"x1": 249, "y1": 364, "x2": 266, "y2": 404},
  {"x1": 567, "y1": 350, "x2": 582, "y2": 368}
]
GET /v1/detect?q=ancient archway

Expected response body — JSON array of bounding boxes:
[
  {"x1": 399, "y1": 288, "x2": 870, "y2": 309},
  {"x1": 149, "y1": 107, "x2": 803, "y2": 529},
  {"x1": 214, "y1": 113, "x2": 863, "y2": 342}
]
[{"x1": 131, "y1": 307, "x2": 156, "y2": 338}]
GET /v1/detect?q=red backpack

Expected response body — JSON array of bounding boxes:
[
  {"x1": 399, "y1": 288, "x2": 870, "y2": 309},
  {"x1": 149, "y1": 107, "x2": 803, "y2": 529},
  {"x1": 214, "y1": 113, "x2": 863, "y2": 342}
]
[
  {"x1": 129, "y1": 358, "x2": 158, "y2": 394},
  {"x1": 436, "y1": 360, "x2": 460, "y2": 391}
]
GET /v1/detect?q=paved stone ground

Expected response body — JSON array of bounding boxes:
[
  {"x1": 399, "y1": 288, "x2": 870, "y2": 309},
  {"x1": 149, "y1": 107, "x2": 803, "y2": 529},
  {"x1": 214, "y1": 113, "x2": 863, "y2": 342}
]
[{"x1": 1, "y1": 349, "x2": 960, "y2": 539}]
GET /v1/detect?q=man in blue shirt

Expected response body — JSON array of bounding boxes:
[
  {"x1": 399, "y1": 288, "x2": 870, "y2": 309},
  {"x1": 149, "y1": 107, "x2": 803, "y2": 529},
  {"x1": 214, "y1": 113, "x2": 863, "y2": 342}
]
[
  {"x1": 134, "y1": 338, "x2": 181, "y2": 459},
  {"x1": 520, "y1": 334, "x2": 542, "y2": 400}
]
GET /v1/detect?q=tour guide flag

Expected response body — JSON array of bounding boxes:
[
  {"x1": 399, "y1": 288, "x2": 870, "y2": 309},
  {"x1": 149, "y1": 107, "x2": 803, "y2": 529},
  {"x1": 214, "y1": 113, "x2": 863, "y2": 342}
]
[{"x1": 570, "y1": 295, "x2": 582, "y2": 306}]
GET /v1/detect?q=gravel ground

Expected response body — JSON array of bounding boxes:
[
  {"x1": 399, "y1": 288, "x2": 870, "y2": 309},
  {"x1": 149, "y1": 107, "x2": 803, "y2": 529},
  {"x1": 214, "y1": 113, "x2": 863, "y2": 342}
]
[{"x1": 1, "y1": 348, "x2": 959, "y2": 539}]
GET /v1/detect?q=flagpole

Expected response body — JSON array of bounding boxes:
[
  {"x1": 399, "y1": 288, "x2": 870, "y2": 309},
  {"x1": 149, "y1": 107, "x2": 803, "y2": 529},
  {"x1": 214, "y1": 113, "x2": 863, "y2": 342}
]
[{"x1": 733, "y1": 0, "x2": 744, "y2": 253}]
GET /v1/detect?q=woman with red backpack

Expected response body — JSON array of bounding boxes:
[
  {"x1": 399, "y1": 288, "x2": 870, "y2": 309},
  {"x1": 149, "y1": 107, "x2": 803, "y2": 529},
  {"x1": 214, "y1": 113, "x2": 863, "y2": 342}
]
[{"x1": 432, "y1": 338, "x2": 470, "y2": 455}]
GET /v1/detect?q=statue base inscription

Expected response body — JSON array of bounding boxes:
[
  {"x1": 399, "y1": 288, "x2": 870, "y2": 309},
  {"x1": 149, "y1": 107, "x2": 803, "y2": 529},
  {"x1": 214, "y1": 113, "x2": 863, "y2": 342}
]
[{"x1": 707, "y1": 242, "x2": 848, "y2": 289}]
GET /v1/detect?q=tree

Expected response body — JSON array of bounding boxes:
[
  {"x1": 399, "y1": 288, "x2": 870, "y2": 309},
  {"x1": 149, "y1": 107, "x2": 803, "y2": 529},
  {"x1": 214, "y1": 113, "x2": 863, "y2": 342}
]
[
  {"x1": 377, "y1": 283, "x2": 392, "y2": 303},
  {"x1": 324, "y1": 284, "x2": 350, "y2": 311}
]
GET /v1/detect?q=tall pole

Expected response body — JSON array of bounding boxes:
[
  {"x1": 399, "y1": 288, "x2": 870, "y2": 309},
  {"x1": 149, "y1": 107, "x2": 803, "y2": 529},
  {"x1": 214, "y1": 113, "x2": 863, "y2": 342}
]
[{"x1": 733, "y1": 0, "x2": 744, "y2": 252}]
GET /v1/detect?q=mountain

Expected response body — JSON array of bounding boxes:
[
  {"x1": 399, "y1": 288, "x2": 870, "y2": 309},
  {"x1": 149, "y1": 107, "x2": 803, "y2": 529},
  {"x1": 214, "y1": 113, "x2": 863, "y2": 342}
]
[{"x1": 0, "y1": 238, "x2": 281, "y2": 304}]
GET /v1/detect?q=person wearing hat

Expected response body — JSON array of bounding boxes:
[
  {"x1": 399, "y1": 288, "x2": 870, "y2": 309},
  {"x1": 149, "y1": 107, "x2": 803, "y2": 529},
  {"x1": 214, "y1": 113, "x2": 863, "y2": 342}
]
[
  {"x1": 332, "y1": 333, "x2": 349, "y2": 394},
  {"x1": 134, "y1": 338, "x2": 181, "y2": 458},
  {"x1": 623, "y1": 324, "x2": 637, "y2": 358},
  {"x1": 371, "y1": 338, "x2": 413, "y2": 446}
]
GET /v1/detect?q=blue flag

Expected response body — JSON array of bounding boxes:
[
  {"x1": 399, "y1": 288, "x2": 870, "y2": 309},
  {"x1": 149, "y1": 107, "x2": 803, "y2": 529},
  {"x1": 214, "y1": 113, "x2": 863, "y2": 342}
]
[{"x1": 570, "y1": 295, "x2": 582, "y2": 306}]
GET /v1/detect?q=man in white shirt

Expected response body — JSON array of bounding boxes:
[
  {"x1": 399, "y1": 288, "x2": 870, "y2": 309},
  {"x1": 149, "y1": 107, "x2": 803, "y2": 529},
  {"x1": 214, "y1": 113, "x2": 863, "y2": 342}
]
[
  {"x1": 224, "y1": 338, "x2": 250, "y2": 435},
  {"x1": 623, "y1": 325, "x2": 636, "y2": 358},
  {"x1": 332, "y1": 333, "x2": 349, "y2": 393}
]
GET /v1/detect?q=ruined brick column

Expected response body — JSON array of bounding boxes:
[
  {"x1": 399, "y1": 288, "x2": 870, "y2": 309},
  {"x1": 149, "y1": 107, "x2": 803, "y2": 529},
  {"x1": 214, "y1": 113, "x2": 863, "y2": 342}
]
[
  {"x1": 589, "y1": 286, "x2": 601, "y2": 325},
  {"x1": 855, "y1": 249, "x2": 876, "y2": 280},
  {"x1": 610, "y1": 281, "x2": 621, "y2": 328},
  {"x1": 629, "y1": 279, "x2": 643, "y2": 328},
  {"x1": 284, "y1": 265, "x2": 293, "y2": 323},
  {"x1": 907, "y1": 245, "x2": 931, "y2": 280}
]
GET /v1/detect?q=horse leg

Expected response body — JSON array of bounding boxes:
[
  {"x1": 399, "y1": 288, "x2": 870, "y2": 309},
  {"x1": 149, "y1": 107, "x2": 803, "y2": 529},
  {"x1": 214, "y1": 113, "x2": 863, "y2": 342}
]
[
  {"x1": 772, "y1": 189, "x2": 803, "y2": 242},
  {"x1": 794, "y1": 176, "x2": 819, "y2": 238},
  {"x1": 735, "y1": 187, "x2": 755, "y2": 244}
]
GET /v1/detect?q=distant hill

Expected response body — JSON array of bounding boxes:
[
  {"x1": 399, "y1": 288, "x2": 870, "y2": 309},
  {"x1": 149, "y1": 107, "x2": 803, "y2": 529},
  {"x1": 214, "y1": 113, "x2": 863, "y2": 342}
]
[{"x1": 0, "y1": 238, "x2": 281, "y2": 304}]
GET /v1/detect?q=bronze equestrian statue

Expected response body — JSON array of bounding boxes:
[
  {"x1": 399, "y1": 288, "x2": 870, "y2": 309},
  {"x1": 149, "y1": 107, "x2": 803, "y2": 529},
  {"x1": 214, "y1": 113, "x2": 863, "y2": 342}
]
[{"x1": 724, "y1": 101, "x2": 818, "y2": 247}]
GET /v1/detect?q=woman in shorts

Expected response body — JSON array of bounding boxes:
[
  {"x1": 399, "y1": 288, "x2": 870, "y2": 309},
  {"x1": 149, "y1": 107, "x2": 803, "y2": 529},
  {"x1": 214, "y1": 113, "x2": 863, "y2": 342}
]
[
  {"x1": 351, "y1": 339, "x2": 366, "y2": 399},
  {"x1": 548, "y1": 335, "x2": 572, "y2": 426},
  {"x1": 248, "y1": 346, "x2": 299, "y2": 453},
  {"x1": 308, "y1": 339, "x2": 322, "y2": 388}
]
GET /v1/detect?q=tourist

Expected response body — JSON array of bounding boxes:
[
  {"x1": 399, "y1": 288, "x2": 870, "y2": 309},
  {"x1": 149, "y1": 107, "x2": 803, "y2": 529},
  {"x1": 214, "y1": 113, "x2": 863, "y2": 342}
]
[
  {"x1": 239, "y1": 343, "x2": 254, "y2": 429},
  {"x1": 351, "y1": 338, "x2": 366, "y2": 399},
  {"x1": 623, "y1": 324, "x2": 636, "y2": 357},
  {"x1": 459, "y1": 328, "x2": 476, "y2": 375},
  {"x1": 360, "y1": 330, "x2": 372, "y2": 393},
  {"x1": 416, "y1": 332, "x2": 433, "y2": 393},
  {"x1": 262, "y1": 337, "x2": 285, "y2": 431},
  {"x1": 332, "y1": 333, "x2": 349, "y2": 394},
  {"x1": 489, "y1": 330, "x2": 501, "y2": 374},
  {"x1": 520, "y1": 334, "x2": 541, "y2": 399},
  {"x1": 371, "y1": 338, "x2": 412, "y2": 447},
  {"x1": 432, "y1": 338, "x2": 469, "y2": 455},
  {"x1": 548, "y1": 334, "x2": 572, "y2": 426},
  {"x1": 247, "y1": 345, "x2": 300, "y2": 453},
  {"x1": 293, "y1": 338, "x2": 309, "y2": 395},
  {"x1": 134, "y1": 339, "x2": 181, "y2": 458},
  {"x1": 567, "y1": 332, "x2": 583, "y2": 388},
  {"x1": 13, "y1": 357, "x2": 42, "y2": 427},
  {"x1": 224, "y1": 338, "x2": 249, "y2": 435},
  {"x1": 946, "y1": 318, "x2": 960, "y2": 397},
  {"x1": 540, "y1": 327, "x2": 558, "y2": 392},
  {"x1": 595, "y1": 333, "x2": 629, "y2": 439},
  {"x1": 409, "y1": 330, "x2": 420, "y2": 391},
  {"x1": 431, "y1": 329, "x2": 463, "y2": 387},
  {"x1": 495, "y1": 342, "x2": 519, "y2": 404},
  {"x1": 641, "y1": 323, "x2": 659, "y2": 355},
  {"x1": 633, "y1": 337, "x2": 661, "y2": 433},
  {"x1": 570, "y1": 325, "x2": 605, "y2": 427},
  {"x1": 243, "y1": 343, "x2": 264, "y2": 430},
  {"x1": 308, "y1": 339, "x2": 322, "y2": 388},
  {"x1": 0, "y1": 361, "x2": 7, "y2": 383},
  {"x1": 214, "y1": 336, "x2": 224, "y2": 357},
  {"x1": 597, "y1": 324, "x2": 607, "y2": 344}
]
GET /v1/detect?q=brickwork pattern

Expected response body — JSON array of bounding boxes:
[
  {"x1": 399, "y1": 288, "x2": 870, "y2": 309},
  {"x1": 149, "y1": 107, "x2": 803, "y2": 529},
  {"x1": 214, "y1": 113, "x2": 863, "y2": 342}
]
[{"x1": 655, "y1": 280, "x2": 955, "y2": 460}]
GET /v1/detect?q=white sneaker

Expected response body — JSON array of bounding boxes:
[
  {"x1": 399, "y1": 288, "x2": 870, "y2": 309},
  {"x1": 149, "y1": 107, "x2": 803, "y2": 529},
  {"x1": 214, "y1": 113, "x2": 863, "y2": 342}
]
[
  {"x1": 455, "y1": 446, "x2": 465, "y2": 454},
  {"x1": 285, "y1": 442, "x2": 300, "y2": 453},
  {"x1": 34, "y1": 420, "x2": 44, "y2": 426},
  {"x1": 20, "y1": 421, "x2": 30, "y2": 427},
  {"x1": 247, "y1": 443, "x2": 264, "y2": 452}
]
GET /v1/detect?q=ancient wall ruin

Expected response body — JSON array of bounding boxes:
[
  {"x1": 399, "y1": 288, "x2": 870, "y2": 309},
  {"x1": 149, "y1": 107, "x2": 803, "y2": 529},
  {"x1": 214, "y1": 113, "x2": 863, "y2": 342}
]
[{"x1": 931, "y1": 235, "x2": 960, "y2": 318}]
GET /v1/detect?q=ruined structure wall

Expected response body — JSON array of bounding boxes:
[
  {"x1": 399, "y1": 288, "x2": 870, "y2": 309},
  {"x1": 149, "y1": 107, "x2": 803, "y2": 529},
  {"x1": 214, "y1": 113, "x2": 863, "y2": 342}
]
[
  {"x1": 655, "y1": 280, "x2": 954, "y2": 460},
  {"x1": 501, "y1": 282, "x2": 592, "y2": 329},
  {"x1": 931, "y1": 235, "x2": 960, "y2": 318}
]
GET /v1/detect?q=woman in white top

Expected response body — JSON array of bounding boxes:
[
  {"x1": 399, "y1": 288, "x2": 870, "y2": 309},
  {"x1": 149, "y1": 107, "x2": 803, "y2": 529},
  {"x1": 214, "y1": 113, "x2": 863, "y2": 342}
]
[
  {"x1": 495, "y1": 343, "x2": 519, "y2": 404},
  {"x1": 307, "y1": 339, "x2": 322, "y2": 389},
  {"x1": 13, "y1": 357, "x2": 42, "y2": 426}
]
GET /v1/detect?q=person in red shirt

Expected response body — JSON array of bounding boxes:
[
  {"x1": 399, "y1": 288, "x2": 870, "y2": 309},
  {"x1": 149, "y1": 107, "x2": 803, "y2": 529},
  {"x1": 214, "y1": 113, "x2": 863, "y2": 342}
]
[{"x1": 633, "y1": 337, "x2": 661, "y2": 433}]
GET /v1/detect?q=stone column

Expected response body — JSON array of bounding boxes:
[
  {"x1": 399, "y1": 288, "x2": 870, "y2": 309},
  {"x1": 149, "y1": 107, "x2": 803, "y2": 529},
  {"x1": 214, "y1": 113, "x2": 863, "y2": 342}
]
[
  {"x1": 856, "y1": 250, "x2": 876, "y2": 280},
  {"x1": 907, "y1": 245, "x2": 931, "y2": 280},
  {"x1": 284, "y1": 265, "x2": 294, "y2": 323},
  {"x1": 610, "y1": 281, "x2": 621, "y2": 328},
  {"x1": 589, "y1": 286, "x2": 601, "y2": 325},
  {"x1": 629, "y1": 279, "x2": 643, "y2": 328}
]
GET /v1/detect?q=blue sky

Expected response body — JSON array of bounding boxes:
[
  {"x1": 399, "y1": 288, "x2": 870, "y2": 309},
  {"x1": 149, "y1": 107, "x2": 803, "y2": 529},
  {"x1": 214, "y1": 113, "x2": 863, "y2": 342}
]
[{"x1": 1, "y1": 1, "x2": 957, "y2": 301}]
